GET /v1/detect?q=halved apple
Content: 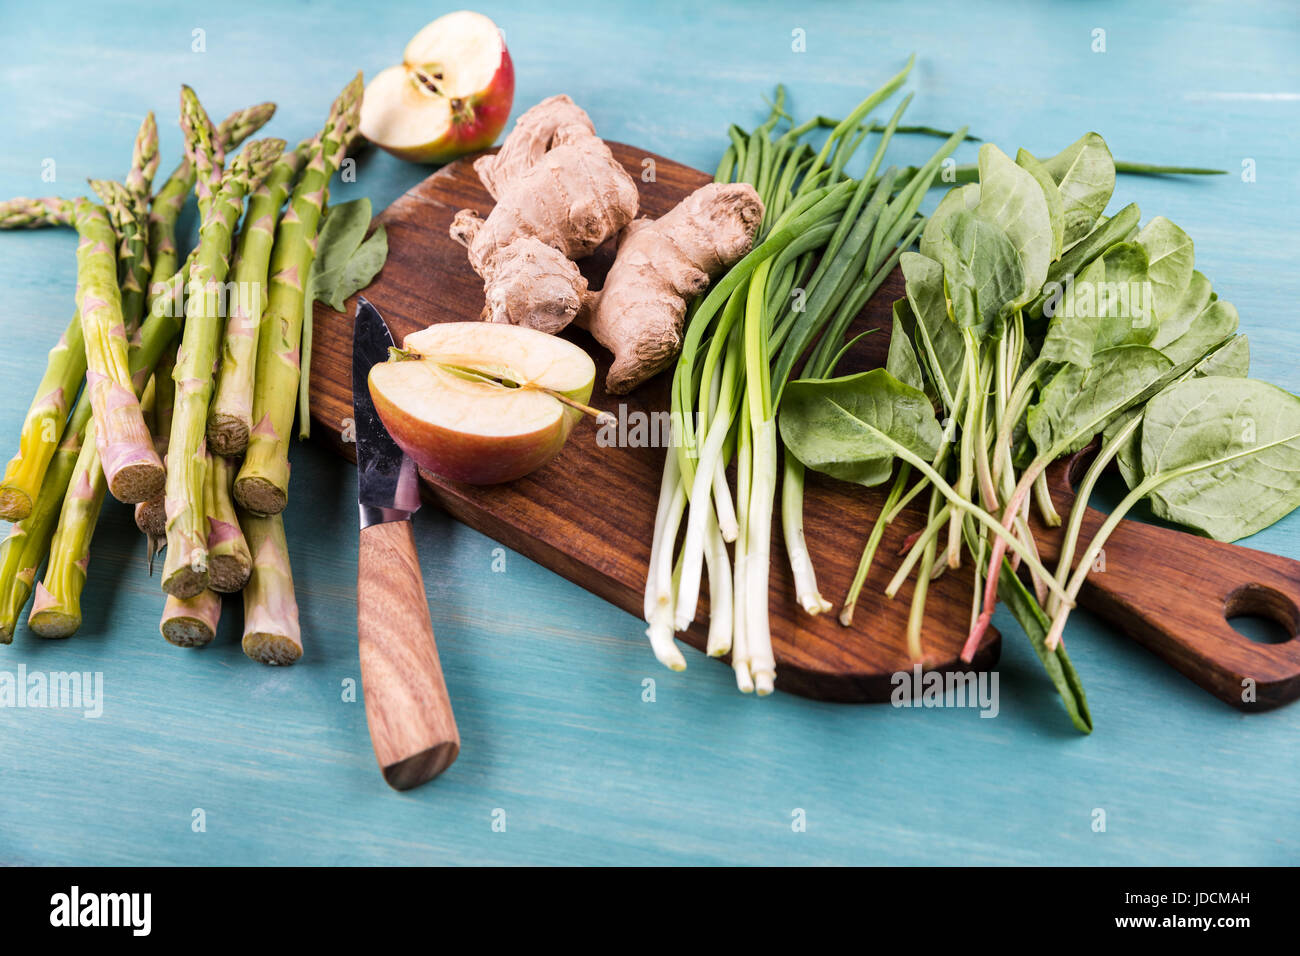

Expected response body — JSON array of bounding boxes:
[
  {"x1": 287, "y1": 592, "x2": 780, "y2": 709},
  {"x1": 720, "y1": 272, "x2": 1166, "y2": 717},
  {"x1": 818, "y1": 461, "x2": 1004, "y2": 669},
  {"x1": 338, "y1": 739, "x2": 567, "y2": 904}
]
[
  {"x1": 369, "y1": 322, "x2": 596, "y2": 484},
  {"x1": 360, "y1": 10, "x2": 515, "y2": 164}
]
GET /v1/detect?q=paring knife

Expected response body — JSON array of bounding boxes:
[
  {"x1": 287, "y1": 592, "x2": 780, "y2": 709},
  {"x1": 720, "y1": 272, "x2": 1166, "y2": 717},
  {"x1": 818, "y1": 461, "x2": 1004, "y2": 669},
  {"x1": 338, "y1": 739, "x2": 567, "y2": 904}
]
[{"x1": 352, "y1": 296, "x2": 460, "y2": 790}]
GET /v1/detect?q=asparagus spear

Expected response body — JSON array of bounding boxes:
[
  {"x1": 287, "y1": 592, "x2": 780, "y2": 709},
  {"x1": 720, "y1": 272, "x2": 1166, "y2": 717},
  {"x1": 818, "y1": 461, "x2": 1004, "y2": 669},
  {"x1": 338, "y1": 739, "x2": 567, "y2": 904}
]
[
  {"x1": 207, "y1": 141, "x2": 309, "y2": 455},
  {"x1": 149, "y1": 100, "x2": 276, "y2": 299},
  {"x1": 72, "y1": 196, "x2": 165, "y2": 503},
  {"x1": 239, "y1": 509, "x2": 301, "y2": 664},
  {"x1": 0, "y1": 197, "x2": 74, "y2": 228},
  {"x1": 133, "y1": 344, "x2": 177, "y2": 539},
  {"x1": 161, "y1": 88, "x2": 285, "y2": 598},
  {"x1": 0, "y1": 398, "x2": 92, "y2": 642},
  {"x1": 26, "y1": 417, "x2": 109, "y2": 638},
  {"x1": 24, "y1": 261, "x2": 194, "y2": 637},
  {"x1": 160, "y1": 590, "x2": 222, "y2": 647},
  {"x1": 118, "y1": 112, "x2": 159, "y2": 328},
  {"x1": 91, "y1": 179, "x2": 152, "y2": 334},
  {"x1": 0, "y1": 106, "x2": 244, "y2": 521},
  {"x1": 0, "y1": 314, "x2": 87, "y2": 520},
  {"x1": 235, "y1": 74, "x2": 363, "y2": 515},
  {"x1": 206, "y1": 452, "x2": 251, "y2": 592}
]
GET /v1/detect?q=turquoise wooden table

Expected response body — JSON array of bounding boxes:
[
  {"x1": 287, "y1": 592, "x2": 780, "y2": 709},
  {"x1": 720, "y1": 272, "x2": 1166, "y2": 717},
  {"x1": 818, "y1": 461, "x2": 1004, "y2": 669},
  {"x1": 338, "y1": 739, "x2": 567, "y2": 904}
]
[{"x1": 1, "y1": 0, "x2": 1297, "y2": 865}]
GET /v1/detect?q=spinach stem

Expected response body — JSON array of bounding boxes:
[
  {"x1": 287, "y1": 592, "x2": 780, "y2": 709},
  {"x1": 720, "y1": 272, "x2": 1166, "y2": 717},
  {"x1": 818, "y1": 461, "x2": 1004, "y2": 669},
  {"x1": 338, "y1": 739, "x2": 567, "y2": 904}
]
[
  {"x1": 839, "y1": 464, "x2": 910, "y2": 625},
  {"x1": 1048, "y1": 414, "x2": 1141, "y2": 615}
]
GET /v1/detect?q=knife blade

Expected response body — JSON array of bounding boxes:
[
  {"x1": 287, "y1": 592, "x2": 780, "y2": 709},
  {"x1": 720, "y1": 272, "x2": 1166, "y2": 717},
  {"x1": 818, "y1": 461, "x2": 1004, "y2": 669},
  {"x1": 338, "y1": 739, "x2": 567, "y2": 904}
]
[
  {"x1": 353, "y1": 297, "x2": 422, "y2": 524},
  {"x1": 352, "y1": 297, "x2": 459, "y2": 790}
]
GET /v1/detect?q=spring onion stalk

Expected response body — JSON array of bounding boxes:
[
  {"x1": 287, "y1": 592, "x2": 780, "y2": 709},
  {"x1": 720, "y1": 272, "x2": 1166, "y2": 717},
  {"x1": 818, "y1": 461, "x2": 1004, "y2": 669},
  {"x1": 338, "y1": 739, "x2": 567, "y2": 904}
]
[{"x1": 643, "y1": 62, "x2": 983, "y2": 690}]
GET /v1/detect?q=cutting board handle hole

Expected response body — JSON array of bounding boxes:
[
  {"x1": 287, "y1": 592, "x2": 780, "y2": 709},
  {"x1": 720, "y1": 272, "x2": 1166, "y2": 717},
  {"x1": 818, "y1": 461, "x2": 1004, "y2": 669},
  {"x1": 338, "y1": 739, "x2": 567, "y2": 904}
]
[{"x1": 1224, "y1": 585, "x2": 1298, "y2": 645}]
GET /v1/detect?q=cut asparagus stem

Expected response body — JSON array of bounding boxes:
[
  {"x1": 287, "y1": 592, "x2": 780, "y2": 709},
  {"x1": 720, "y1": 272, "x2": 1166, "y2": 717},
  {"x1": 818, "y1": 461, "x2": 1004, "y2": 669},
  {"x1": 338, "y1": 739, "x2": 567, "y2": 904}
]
[
  {"x1": 208, "y1": 141, "x2": 309, "y2": 455},
  {"x1": 206, "y1": 452, "x2": 251, "y2": 592},
  {"x1": 1, "y1": 115, "x2": 164, "y2": 523},
  {"x1": 160, "y1": 589, "x2": 221, "y2": 647},
  {"x1": 133, "y1": 342, "x2": 177, "y2": 538},
  {"x1": 0, "y1": 314, "x2": 87, "y2": 520},
  {"x1": 162, "y1": 87, "x2": 285, "y2": 598},
  {"x1": 72, "y1": 197, "x2": 165, "y2": 504},
  {"x1": 0, "y1": 398, "x2": 92, "y2": 642},
  {"x1": 8, "y1": 257, "x2": 191, "y2": 637},
  {"x1": 239, "y1": 509, "x2": 302, "y2": 665},
  {"x1": 27, "y1": 417, "x2": 108, "y2": 638},
  {"x1": 235, "y1": 75, "x2": 363, "y2": 515}
]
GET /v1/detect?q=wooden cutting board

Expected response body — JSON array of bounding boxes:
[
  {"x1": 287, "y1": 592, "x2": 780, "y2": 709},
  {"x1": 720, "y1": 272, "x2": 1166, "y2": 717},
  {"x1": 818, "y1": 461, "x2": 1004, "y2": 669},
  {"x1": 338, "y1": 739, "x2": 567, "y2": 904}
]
[{"x1": 308, "y1": 143, "x2": 1300, "y2": 708}]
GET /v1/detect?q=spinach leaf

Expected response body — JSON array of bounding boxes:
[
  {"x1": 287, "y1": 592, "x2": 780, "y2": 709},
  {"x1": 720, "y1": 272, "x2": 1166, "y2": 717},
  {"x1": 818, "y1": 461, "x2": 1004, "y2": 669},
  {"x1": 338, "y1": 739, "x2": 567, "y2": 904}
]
[
  {"x1": 309, "y1": 198, "x2": 390, "y2": 313},
  {"x1": 1110, "y1": 334, "x2": 1251, "y2": 488},
  {"x1": 1040, "y1": 255, "x2": 1106, "y2": 367},
  {"x1": 936, "y1": 210, "x2": 1024, "y2": 337},
  {"x1": 901, "y1": 251, "x2": 964, "y2": 411},
  {"x1": 1090, "y1": 242, "x2": 1156, "y2": 350},
  {"x1": 1151, "y1": 270, "x2": 1213, "y2": 349},
  {"x1": 322, "y1": 225, "x2": 388, "y2": 312},
  {"x1": 1037, "y1": 132, "x2": 1116, "y2": 248},
  {"x1": 1039, "y1": 242, "x2": 1154, "y2": 367},
  {"x1": 919, "y1": 183, "x2": 979, "y2": 262},
  {"x1": 1192, "y1": 333, "x2": 1249, "y2": 378},
  {"x1": 1141, "y1": 377, "x2": 1300, "y2": 540},
  {"x1": 887, "y1": 300, "x2": 926, "y2": 392},
  {"x1": 1016, "y1": 147, "x2": 1064, "y2": 261},
  {"x1": 975, "y1": 143, "x2": 1053, "y2": 306},
  {"x1": 1159, "y1": 298, "x2": 1238, "y2": 368},
  {"x1": 779, "y1": 369, "x2": 943, "y2": 487},
  {"x1": 996, "y1": 559, "x2": 1092, "y2": 733},
  {"x1": 1135, "y1": 216, "x2": 1194, "y2": 323},
  {"x1": 1029, "y1": 202, "x2": 1141, "y2": 316},
  {"x1": 1028, "y1": 344, "x2": 1172, "y2": 457},
  {"x1": 313, "y1": 198, "x2": 372, "y2": 276}
]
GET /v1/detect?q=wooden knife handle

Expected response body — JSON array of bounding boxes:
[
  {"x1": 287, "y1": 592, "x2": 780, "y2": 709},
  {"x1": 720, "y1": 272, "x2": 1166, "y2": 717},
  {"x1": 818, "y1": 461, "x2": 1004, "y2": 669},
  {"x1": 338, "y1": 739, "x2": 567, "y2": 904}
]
[
  {"x1": 357, "y1": 518, "x2": 460, "y2": 789},
  {"x1": 1036, "y1": 457, "x2": 1300, "y2": 710}
]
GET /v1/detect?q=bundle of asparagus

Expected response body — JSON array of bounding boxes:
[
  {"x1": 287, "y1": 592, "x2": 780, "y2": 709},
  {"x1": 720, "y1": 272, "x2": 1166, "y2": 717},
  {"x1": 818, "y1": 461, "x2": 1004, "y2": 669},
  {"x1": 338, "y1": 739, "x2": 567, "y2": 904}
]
[{"x1": 0, "y1": 74, "x2": 366, "y2": 665}]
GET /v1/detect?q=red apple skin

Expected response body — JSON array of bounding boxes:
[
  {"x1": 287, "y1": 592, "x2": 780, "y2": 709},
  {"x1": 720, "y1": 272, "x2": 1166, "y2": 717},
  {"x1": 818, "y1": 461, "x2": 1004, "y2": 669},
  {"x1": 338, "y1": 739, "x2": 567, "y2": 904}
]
[
  {"x1": 385, "y1": 46, "x2": 515, "y2": 165},
  {"x1": 369, "y1": 371, "x2": 576, "y2": 485}
]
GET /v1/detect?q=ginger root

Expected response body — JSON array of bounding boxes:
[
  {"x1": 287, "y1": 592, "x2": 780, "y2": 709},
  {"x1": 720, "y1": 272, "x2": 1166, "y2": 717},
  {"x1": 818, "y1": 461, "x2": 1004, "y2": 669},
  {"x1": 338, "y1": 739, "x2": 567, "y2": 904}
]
[
  {"x1": 451, "y1": 95, "x2": 763, "y2": 394},
  {"x1": 580, "y1": 182, "x2": 764, "y2": 394},
  {"x1": 450, "y1": 95, "x2": 638, "y2": 333}
]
